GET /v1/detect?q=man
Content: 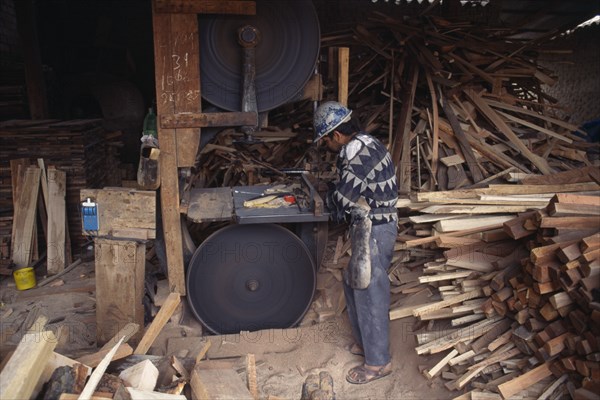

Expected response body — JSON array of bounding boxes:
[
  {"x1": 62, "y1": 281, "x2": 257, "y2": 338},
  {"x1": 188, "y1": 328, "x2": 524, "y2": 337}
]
[{"x1": 313, "y1": 101, "x2": 398, "y2": 384}]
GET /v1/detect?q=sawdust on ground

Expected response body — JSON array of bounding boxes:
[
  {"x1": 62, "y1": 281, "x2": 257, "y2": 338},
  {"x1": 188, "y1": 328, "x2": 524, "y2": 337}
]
[
  {"x1": 155, "y1": 304, "x2": 456, "y2": 400},
  {"x1": 1, "y1": 260, "x2": 456, "y2": 400}
]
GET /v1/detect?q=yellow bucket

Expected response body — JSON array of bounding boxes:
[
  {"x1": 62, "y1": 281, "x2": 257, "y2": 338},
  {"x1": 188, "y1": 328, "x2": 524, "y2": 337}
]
[{"x1": 13, "y1": 267, "x2": 36, "y2": 290}]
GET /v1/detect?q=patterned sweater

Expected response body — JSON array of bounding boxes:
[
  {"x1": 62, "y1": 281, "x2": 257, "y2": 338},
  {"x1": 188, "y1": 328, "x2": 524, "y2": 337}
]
[{"x1": 330, "y1": 132, "x2": 398, "y2": 224}]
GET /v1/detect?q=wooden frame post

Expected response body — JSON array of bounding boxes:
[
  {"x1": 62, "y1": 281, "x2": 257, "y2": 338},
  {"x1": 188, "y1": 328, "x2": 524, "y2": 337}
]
[
  {"x1": 152, "y1": 2, "x2": 200, "y2": 294},
  {"x1": 151, "y1": 0, "x2": 256, "y2": 295}
]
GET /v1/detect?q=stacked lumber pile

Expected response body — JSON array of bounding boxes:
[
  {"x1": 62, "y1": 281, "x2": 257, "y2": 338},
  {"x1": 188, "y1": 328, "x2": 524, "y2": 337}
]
[
  {"x1": 390, "y1": 176, "x2": 600, "y2": 399},
  {"x1": 0, "y1": 119, "x2": 119, "y2": 254}
]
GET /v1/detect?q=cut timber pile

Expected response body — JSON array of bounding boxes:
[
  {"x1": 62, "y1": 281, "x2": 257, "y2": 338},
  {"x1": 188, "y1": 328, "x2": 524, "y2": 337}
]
[
  {"x1": 0, "y1": 119, "x2": 119, "y2": 253},
  {"x1": 322, "y1": 13, "x2": 598, "y2": 193},
  {"x1": 190, "y1": 127, "x2": 319, "y2": 189},
  {"x1": 191, "y1": 12, "x2": 598, "y2": 195},
  {"x1": 0, "y1": 288, "x2": 258, "y2": 400},
  {"x1": 391, "y1": 178, "x2": 600, "y2": 399}
]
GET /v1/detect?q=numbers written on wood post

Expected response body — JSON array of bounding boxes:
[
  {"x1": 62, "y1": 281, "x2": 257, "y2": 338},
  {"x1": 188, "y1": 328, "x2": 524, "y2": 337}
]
[{"x1": 159, "y1": 32, "x2": 200, "y2": 107}]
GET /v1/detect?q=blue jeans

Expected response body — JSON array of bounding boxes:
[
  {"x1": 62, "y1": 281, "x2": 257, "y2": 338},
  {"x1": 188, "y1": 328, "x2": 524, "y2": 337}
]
[{"x1": 343, "y1": 220, "x2": 397, "y2": 366}]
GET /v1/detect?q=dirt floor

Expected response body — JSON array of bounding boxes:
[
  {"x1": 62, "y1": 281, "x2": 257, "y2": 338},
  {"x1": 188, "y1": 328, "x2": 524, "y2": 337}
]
[
  {"x1": 174, "y1": 315, "x2": 456, "y2": 400},
  {"x1": 0, "y1": 259, "x2": 457, "y2": 400}
]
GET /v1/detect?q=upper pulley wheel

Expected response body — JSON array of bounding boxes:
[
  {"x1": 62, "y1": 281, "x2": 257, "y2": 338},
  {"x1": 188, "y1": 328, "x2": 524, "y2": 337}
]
[{"x1": 199, "y1": 0, "x2": 320, "y2": 112}]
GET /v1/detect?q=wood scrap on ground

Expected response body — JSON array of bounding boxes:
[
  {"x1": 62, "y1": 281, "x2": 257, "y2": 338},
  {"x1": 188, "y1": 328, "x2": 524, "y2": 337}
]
[{"x1": 393, "y1": 187, "x2": 600, "y2": 398}]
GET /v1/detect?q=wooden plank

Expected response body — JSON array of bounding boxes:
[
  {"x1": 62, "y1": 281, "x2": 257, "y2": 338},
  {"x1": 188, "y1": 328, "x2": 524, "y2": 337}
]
[
  {"x1": 540, "y1": 216, "x2": 600, "y2": 230},
  {"x1": 195, "y1": 340, "x2": 212, "y2": 364},
  {"x1": 413, "y1": 289, "x2": 483, "y2": 317},
  {"x1": 497, "y1": 110, "x2": 573, "y2": 144},
  {"x1": 405, "y1": 222, "x2": 505, "y2": 247},
  {"x1": 425, "y1": 72, "x2": 440, "y2": 180},
  {"x1": 47, "y1": 168, "x2": 66, "y2": 275},
  {"x1": 424, "y1": 349, "x2": 458, "y2": 379},
  {"x1": 187, "y1": 187, "x2": 233, "y2": 223},
  {"x1": 434, "y1": 215, "x2": 515, "y2": 233},
  {"x1": 99, "y1": 322, "x2": 141, "y2": 352},
  {"x1": 95, "y1": 239, "x2": 145, "y2": 346},
  {"x1": 154, "y1": 0, "x2": 256, "y2": 15},
  {"x1": 11, "y1": 166, "x2": 41, "y2": 267},
  {"x1": 79, "y1": 337, "x2": 125, "y2": 400},
  {"x1": 552, "y1": 193, "x2": 600, "y2": 206},
  {"x1": 418, "y1": 271, "x2": 472, "y2": 283},
  {"x1": 0, "y1": 331, "x2": 57, "y2": 400},
  {"x1": 446, "y1": 251, "x2": 500, "y2": 273},
  {"x1": 160, "y1": 112, "x2": 257, "y2": 129},
  {"x1": 415, "y1": 316, "x2": 502, "y2": 355},
  {"x1": 421, "y1": 204, "x2": 538, "y2": 214},
  {"x1": 246, "y1": 354, "x2": 258, "y2": 400},
  {"x1": 80, "y1": 188, "x2": 156, "y2": 239},
  {"x1": 417, "y1": 182, "x2": 600, "y2": 201},
  {"x1": 76, "y1": 343, "x2": 134, "y2": 368},
  {"x1": 9, "y1": 158, "x2": 30, "y2": 208},
  {"x1": 190, "y1": 367, "x2": 254, "y2": 400},
  {"x1": 522, "y1": 166, "x2": 596, "y2": 185},
  {"x1": 127, "y1": 388, "x2": 186, "y2": 400},
  {"x1": 440, "y1": 96, "x2": 484, "y2": 182},
  {"x1": 440, "y1": 154, "x2": 465, "y2": 167},
  {"x1": 392, "y1": 62, "x2": 419, "y2": 194},
  {"x1": 498, "y1": 363, "x2": 552, "y2": 399},
  {"x1": 464, "y1": 89, "x2": 552, "y2": 174},
  {"x1": 152, "y1": 6, "x2": 187, "y2": 294},
  {"x1": 485, "y1": 98, "x2": 582, "y2": 134},
  {"x1": 338, "y1": 47, "x2": 349, "y2": 106},
  {"x1": 135, "y1": 292, "x2": 181, "y2": 355}
]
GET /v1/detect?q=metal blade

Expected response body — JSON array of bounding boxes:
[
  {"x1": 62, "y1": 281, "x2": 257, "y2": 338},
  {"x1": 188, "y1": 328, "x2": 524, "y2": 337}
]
[
  {"x1": 199, "y1": 0, "x2": 320, "y2": 112},
  {"x1": 186, "y1": 223, "x2": 316, "y2": 334}
]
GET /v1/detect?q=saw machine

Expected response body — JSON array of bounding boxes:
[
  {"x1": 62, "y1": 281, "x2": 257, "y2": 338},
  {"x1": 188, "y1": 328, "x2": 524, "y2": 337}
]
[{"x1": 182, "y1": 0, "x2": 326, "y2": 334}]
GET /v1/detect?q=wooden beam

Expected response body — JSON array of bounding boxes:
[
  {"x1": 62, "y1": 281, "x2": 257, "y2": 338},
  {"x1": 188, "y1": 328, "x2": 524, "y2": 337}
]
[
  {"x1": 94, "y1": 239, "x2": 145, "y2": 346},
  {"x1": 11, "y1": 166, "x2": 41, "y2": 267},
  {"x1": 413, "y1": 289, "x2": 483, "y2": 317},
  {"x1": 135, "y1": 292, "x2": 181, "y2": 355},
  {"x1": 440, "y1": 95, "x2": 485, "y2": 182},
  {"x1": 76, "y1": 343, "x2": 134, "y2": 368},
  {"x1": 79, "y1": 337, "x2": 125, "y2": 400},
  {"x1": 425, "y1": 72, "x2": 439, "y2": 180},
  {"x1": 392, "y1": 62, "x2": 419, "y2": 194},
  {"x1": 417, "y1": 182, "x2": 600, "y2": 202},
  {"x1": 0, "y1": 331, "x2": 57, "y2": 399},
  {"x1": 152, "y1": 4, "x2": 189, "y2": 294},
  {"x1": 190, "y1": 367, "x2": 254, "y2": 400},
  {"x1": 154, "y1": 0, "x2": 256, "y2": 15},
  {"x1": 160, "y1": 112, "x2": 257, "y2": 129},
  {"x1": 338, "y1": 47, "x2": 349, "y2": 106},
  {"x1": 464, "y1": 89, "x2": 552, "y2": 175},
  {"x1": 497, "y1": 363, "x2": 552, "y2": 399},
  {"x1": 47, "y1": 168, "x2": 66, "y2": 275}
]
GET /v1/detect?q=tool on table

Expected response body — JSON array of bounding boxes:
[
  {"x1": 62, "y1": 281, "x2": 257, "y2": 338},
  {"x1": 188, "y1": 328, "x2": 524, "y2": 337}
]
[{"x1": 243, "y1": 183, "x2": 301, "y2": 208}]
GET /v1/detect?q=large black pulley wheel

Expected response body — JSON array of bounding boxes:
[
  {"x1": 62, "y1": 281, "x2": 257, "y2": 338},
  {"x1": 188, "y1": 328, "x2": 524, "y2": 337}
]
[
  {"x1": 187, "y1": 224, "x2": 316, "y2": 334},
  {"x1": 198, "y1": 0, "x2": 320, "y2": 112}
]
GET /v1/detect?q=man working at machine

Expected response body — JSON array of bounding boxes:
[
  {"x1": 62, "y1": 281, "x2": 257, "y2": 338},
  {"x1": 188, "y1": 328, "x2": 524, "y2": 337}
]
[{"x1": 313, "y1": 101, "x2": 399, "y2": 384}]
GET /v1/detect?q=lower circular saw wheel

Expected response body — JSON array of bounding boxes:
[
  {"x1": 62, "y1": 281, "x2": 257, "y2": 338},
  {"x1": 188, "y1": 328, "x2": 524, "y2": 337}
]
[
  {"x1": 186, "y1": 224, "x2": 316, "y2": 334},
  {"x1": 198, "y1": 0, "x2": 320, "y2": 112}
]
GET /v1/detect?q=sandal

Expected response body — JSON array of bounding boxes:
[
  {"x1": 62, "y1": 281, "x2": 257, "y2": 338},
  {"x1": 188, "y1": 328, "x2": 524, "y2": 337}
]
[
  {"x1": 348, "y1": 343, "x2": 364, "y2": 357},
  {"x1": 346, "y1": 363, "x2": 392, "y2": 385}
]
